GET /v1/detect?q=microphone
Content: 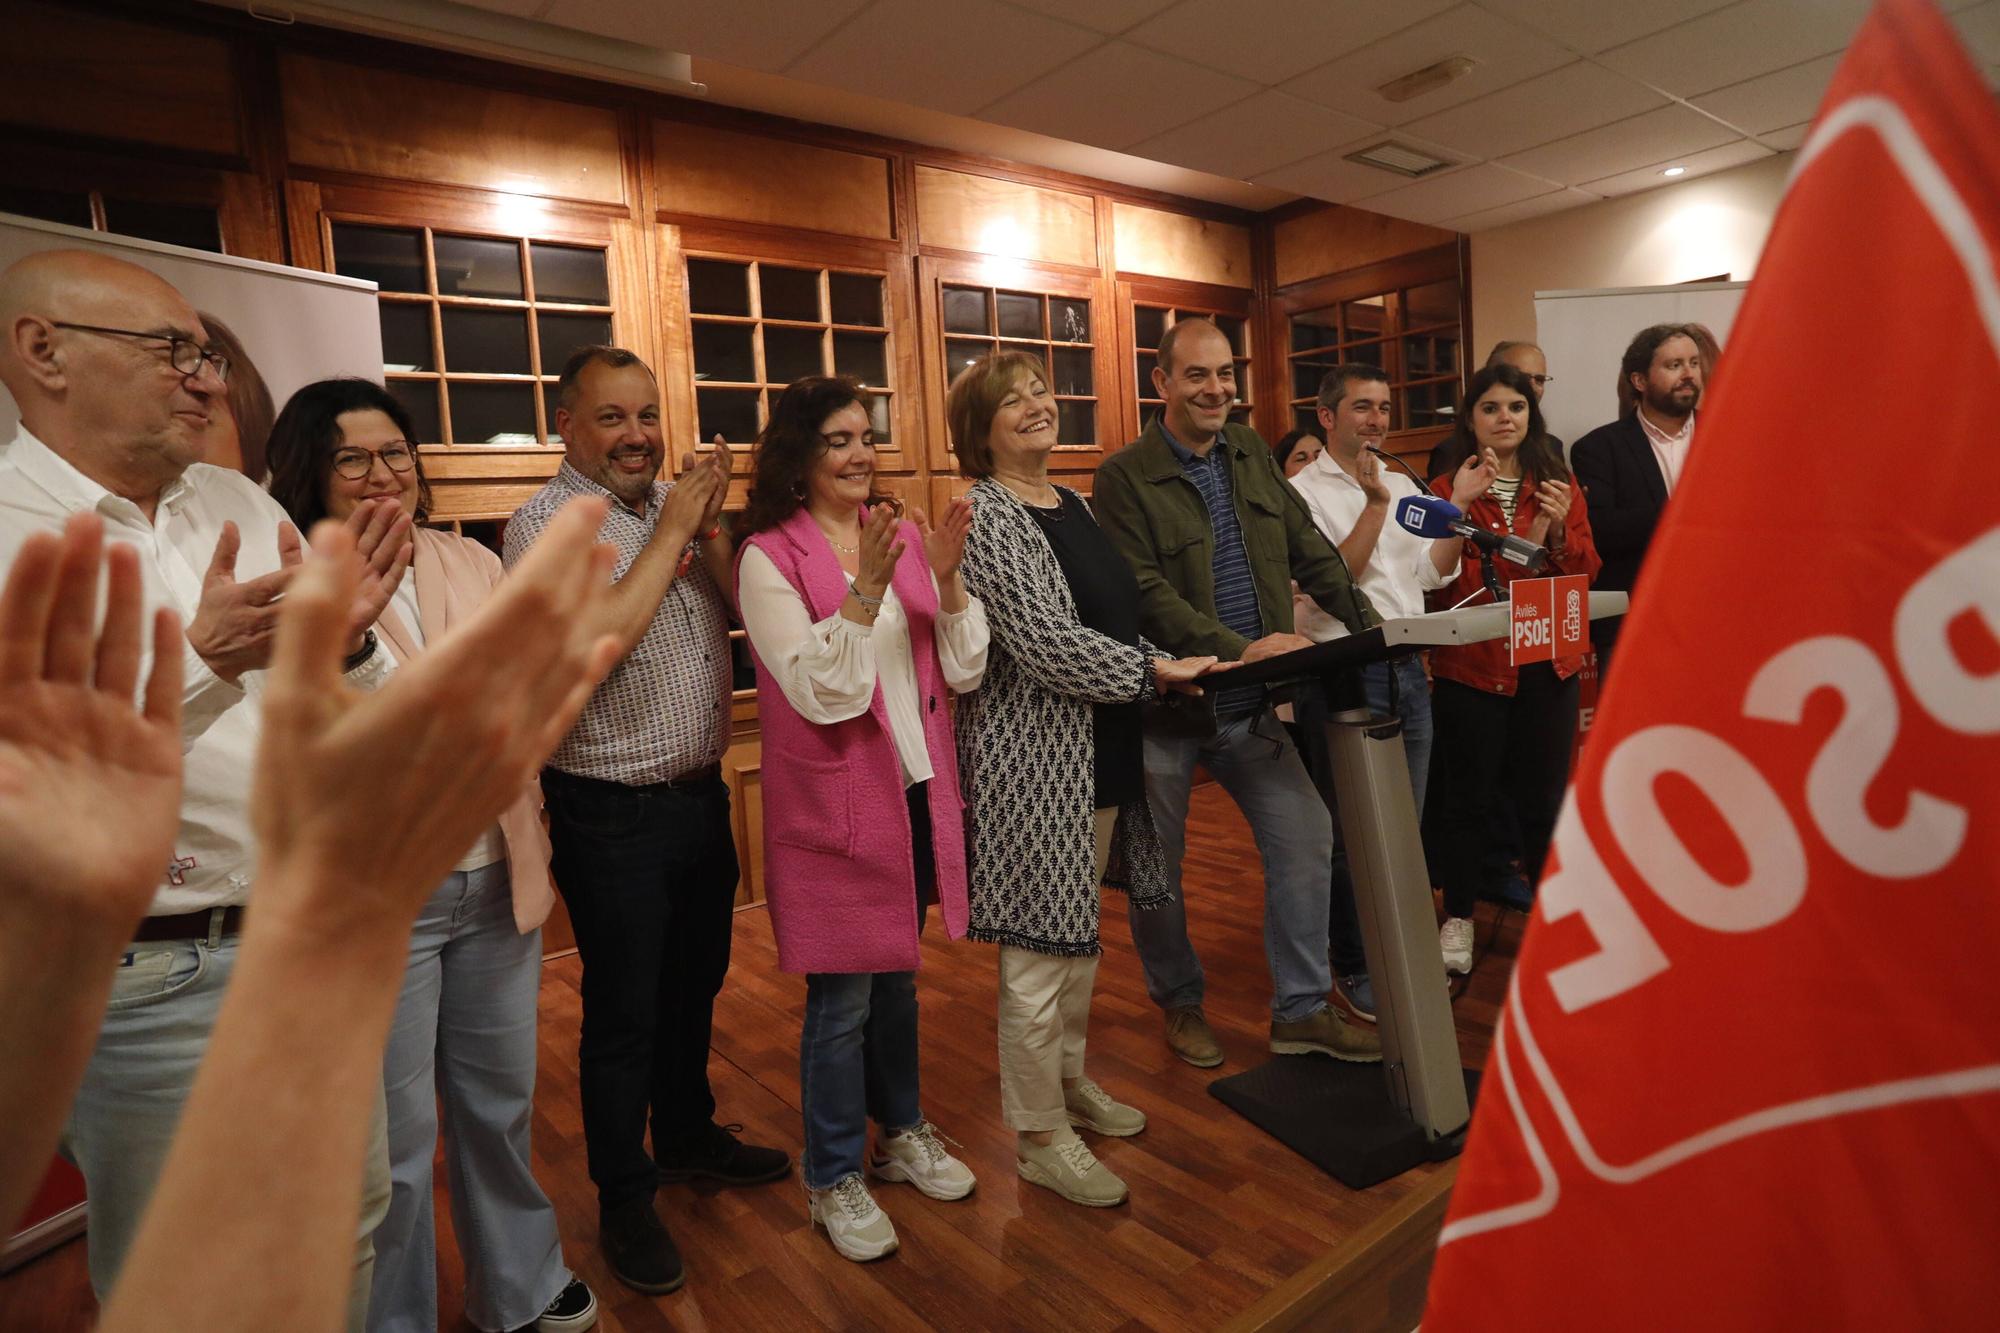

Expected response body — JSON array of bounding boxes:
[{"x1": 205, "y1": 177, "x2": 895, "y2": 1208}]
[{"x1": 1395, "y1": 495, "x2": 1550, "y2": 574}]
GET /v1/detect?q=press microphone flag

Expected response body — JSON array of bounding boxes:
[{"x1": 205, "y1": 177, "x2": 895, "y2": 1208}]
[{"x1": 1422, "y1": 0, "x2": 2000, "y2": 1327}]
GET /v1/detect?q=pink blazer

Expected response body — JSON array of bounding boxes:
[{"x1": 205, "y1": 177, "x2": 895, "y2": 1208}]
[
  {"x1": 377, "y1": 526, "x2": 557, "y2": 934},
  {"x1": 738, "y1": 506, "x2": 970, "y2": 975}
]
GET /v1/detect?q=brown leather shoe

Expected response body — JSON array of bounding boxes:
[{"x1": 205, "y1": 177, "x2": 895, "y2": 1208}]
[
  {"x1": 1164, "y1": 1006, "x2": 1224, "y2": 1068},
  {"x1": 1270, "y1": 1006, "x2": 1383, "y2": 1063}
]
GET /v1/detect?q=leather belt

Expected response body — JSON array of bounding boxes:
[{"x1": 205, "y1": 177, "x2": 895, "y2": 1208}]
[{"x1": 131, "y1": 905, "x2": 245, "y2": 944}]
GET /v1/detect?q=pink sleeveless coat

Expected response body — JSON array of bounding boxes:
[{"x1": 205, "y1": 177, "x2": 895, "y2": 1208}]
[{"x1": 739, "y1": 506, "x2": 970, "y2": 975}]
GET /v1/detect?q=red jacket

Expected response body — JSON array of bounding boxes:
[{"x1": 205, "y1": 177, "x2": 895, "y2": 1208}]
[{"x1": 1427, "y1": 472, "x2": 1602, "y2": 696}]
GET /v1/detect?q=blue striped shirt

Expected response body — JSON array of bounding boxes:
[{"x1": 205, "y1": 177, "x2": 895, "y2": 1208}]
[{"x1": 1161, "y1": 424, "x2": 1265, "y2": 716}]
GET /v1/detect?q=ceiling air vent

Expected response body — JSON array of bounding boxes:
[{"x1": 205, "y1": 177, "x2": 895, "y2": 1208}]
[{"x1": 1343, "y1": 141, "x2": 1454, "y2": 179}]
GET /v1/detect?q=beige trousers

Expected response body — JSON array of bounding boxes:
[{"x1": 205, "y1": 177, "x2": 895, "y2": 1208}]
[{"x1": 996, "y1": 808, "x2": 1117, "y2": 1133}]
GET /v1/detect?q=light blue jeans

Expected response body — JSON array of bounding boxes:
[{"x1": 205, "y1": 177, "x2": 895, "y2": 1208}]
[
  {"x1": 1132, "y1": 708, "x2": 1336, "y2": 1023},
  {"x1": 62, "y1": 921, "x2": 390, "y2": 1332},
  {"x1": 371, "y1": 862, "x2": 570, "y2": 1333}
]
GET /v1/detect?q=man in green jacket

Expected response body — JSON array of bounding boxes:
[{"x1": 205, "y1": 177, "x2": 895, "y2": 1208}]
[{"x1": 1093, "y1": 317, "x2": 1381, "y2": 1069}]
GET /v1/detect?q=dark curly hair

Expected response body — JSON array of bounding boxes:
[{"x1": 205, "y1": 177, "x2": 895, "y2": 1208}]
[
  {"x1": 265, "y1": 378, "x2": 433, "y2": 533},
  {"x1": 738, "y1": 376, "x2": 893, "y2": 535},
  {"x1": 1430, "y1": 363, "x2": 1569, "y2": 486}
]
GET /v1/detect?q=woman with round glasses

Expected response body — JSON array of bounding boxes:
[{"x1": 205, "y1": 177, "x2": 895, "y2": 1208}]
[{"x1": 264, "y1": 378, "x2": 598, "y2": 1333}]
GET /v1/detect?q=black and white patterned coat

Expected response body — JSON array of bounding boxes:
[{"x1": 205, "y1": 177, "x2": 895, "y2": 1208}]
[{"x1": 955, "y1": 478, "x2": 1171, "y2": 957}]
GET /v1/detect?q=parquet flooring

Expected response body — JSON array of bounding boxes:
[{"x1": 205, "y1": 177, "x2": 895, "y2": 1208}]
[{"x1": 0, "y1": 783, "x2": 1525, "y2": 1332}]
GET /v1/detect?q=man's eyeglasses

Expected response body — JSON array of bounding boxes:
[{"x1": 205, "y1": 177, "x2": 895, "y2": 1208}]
[
  {"x1": 1524, "y1": 373, "x2": 1555, "y2": 387},
  {"x1": 331, "y1": 444, "x2": 418, "y2": 480},
  {"x1": 51, "y1": 322, "x2": 232, "y2": 383}
]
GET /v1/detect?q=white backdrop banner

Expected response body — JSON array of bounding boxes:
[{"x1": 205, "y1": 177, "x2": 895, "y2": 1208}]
[
  {"x1": 1533, "y1": 280, "x2": 1746, "y2": 449},
  {"x1": 0, "y1": 212, "x2": 383, "y2": 479}
]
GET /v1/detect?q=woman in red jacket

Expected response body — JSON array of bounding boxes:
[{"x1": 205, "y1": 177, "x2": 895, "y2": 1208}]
[{"x1": 1425, "y1": 363, "x2": 1601, "y2": 976}]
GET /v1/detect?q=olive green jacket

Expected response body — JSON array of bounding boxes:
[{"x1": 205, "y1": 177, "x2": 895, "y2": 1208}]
[{"x1": 1092, "y1": 418, "x2": 1380, "y2": 660}]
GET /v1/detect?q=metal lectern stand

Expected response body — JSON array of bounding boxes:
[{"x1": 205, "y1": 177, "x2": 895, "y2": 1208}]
[{"x1": 1208, "y1": 593, "x2": 1628, "y2": 1183}]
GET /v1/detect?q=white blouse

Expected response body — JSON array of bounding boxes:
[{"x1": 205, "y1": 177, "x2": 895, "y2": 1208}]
[{"x1": 738, "y1": 545, "x2": 990, "y2": 787}]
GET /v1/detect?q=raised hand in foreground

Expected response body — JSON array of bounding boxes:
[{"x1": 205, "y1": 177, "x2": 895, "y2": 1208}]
[
  {"x1": 0, "y1": 513, "x2": 183, "y2": 1227},
  {"x1": 100, "y1": 496, "x2": 619, "y2": 1333}
]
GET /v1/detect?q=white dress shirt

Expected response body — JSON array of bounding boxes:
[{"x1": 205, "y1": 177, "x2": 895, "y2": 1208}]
[
  {"x1": 737, "y1": 545, "x2": 988, "y2": 786},
  {"x1": 1286, "y1": 451, "x2": 1460, "y2": 641},
  {"x1": 1638, "y1": 408, "x2": 1696, "y2": 495},
  {"x1": 0, "y1": 426, "x2": 392, "y2": 916}
]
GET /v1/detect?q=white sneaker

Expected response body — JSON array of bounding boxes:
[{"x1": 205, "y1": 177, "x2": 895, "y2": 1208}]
[
  {"x1": 808, "y1": 1174, "x2": 898, "y2": 1262},
  {"x1": 870, "y1": 1120, "x2": 976, "y2": 1200},
  {"x1": 1018, "y1": 1129, "x2": 1129, "y2": 1207},
  {"x1": 1440, "y1": 917, "x2": 1474, "y2": 975}
]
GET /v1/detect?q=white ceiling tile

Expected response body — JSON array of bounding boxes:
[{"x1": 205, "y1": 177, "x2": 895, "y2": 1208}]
[
  {"x1": 1499, "y1": 104, "x2": 1738, "y2": 185},
  {"x1": 1441, "y1": 186, "x2": 1600, "y2": 231},
  {"x1": 1125, "y1": 0, "x2": 1455, "y2": 85},
  {"x1": 978, "y1": 41, "x2": 1260, "y2": 152},
  {"x1": 1759, "y1": 122, "x2": 1812, "y2": 151},
  {"x1": 1690, "y1": 53, "x2": 1840, "y2": 134},
  {"x1": 1596, "y1": 0, "x2": 1872, "y2": 99},
  {"x1": 1281, "y1": 4, "x2": 1575, "y2": 126},
  {"x1": 1251, "y1": 138, "x2": 1436, "y2": 203},
  {"x1": 1002, "y1": 0, "x2": 1180, "y2": 33},
  {"x1": 1356, "y1": 162, "x2": 1563, "y2": 226},
  {"x1": 542, "y1": 0, "x2": 872, "y2": 71},
  {"x1": 1580, "y1": 137, "x2": 1774, "y2": 195},
  {"x1": 1401, "y1": 59, "x2": 1668, "y2": 159},
  {"x1": 785, "y1": 0, "x2": 1102, "y2": 115},
  {"x1": 1469, "y1": 0, "x2": 1740, "y2": 55},
  {"x1": 1126, "y1": 91, "x2": 1382, "y2": 181}
]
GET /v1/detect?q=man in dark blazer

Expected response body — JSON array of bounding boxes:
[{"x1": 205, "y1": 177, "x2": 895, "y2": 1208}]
[{"x1": 1570, "y1": 324, "x2": 1704, "y2": 679}]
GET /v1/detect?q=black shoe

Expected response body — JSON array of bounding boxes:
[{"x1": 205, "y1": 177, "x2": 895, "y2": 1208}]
[
  {"x1": 657, "y1": 1121, "x2": 793, "y2": 1186},
  {"x1": 598, "y1": 1197, "x2": 684, "y2": 1295},
  {"x1": 508, "y1": 1276, "x2": 599, "y2": 1332}
]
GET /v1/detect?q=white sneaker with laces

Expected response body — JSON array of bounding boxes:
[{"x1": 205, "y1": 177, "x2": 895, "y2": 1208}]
[
  {"x1": 808, "y1": 1173, "x2": 898, "y2": 1262},
  {"x1": 1440, "y1": 916, "x2": 1474, "y2": 975},
  {"x1": 870, "y1": 1120, "x2": 976, "y2": 1200},
  {"x1": 1064, "y1": 1077, "x2": 1146, "y2": 1137}
]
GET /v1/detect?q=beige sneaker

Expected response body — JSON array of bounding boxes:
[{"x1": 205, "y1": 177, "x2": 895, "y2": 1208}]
[
  {"x1": 1065, "y1": 1077, "x2": 1147, "y2": 1137},
  {"x1": 1164, "y1": 1006, "x2": 1223, "y2": 1068},
  {"x1": 1270, "y1": 1006, "x2": 1383, "y2": 1063},
  {"x1": 808, "y1": 1174, "x2": 898, "y2": 1262},
  {"x1": 1017, "y1": 1130, "x2": 1129, "y2": 1207},
  {"x1": 870, "y1": 1121, "x2": 976, "y2": 1201}
]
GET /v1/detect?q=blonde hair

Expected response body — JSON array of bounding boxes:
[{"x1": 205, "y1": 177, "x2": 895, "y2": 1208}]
[{"x1": 945, "y1": 350, "x2": 1049, "y2": 478}]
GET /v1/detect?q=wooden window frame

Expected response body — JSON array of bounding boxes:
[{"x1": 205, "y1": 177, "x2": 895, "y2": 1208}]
[{"x1": 1115, "y1": 274, "x2": 1257, "y2": 447}]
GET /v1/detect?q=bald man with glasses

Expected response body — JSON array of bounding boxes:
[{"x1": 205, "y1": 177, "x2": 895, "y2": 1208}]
[{"x1": 0, "y1": 249, "x2": 409, "y2": 1330}]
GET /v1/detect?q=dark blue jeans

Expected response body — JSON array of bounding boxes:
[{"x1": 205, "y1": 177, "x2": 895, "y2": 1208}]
[
  {"x1": 541, "y1": 767, "x2": 738, "y2": 1210},
  {"x1": 799, "y1": 784, "x2": 933, "y2": 1190}
]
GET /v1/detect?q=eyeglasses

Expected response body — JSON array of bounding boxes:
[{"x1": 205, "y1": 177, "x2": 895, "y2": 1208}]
[
  {"x1": 331, "y1": 443, "x2": 417, "y2": 480},
  {"x1": 1524, "y1": 374, "x2": 1555, "y2": 387},
  {"x1": 51, "y1": 322, "x2": 232, "y2": 383}
]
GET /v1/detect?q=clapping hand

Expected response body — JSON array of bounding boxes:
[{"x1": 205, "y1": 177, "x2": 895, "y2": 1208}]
[
  {"x1": 1450, "y1": 447, "x2": 1500, "y2": 509},
  {"x1": 853, "y1": 502, "x2": 905, "y2": 598},
  {"x1": 911, "y1": 498, "x2": 973, "y2": 582},
  {"x1": 1529, "y1": 477, "x2": 1572, "y2": 548},
  {"x1": 678, "y1": 434, "x2": 735, "y2": 533},
  {"x1": 1357, "y1": 449, "x2": 1392, "y2": 505},
  {"x1": 339, "y1": 499, "x2": 415, "y2": 654},
  {"x1": 0, "y1": 513, "x2": 182, "y2": 934},
  {"x1": 250, "y1": 496, "x2": 621, "y2": 937}
]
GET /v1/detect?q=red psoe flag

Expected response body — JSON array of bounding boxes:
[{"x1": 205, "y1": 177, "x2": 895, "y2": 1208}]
[{"x1": 1423, "y1": 2, "x2": 2000, "y2": 1328}]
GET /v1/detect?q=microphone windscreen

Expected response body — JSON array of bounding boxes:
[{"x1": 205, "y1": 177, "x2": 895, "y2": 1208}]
[{"x1": 1394, "y1": 494, "x2": 1463, "y2": 539}]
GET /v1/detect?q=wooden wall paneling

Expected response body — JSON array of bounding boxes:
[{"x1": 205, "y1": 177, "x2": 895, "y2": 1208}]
[
  {"x1": 284, "y1": 179, "x2": 328, "y2": 272},
  {"x1": 722, "y1": 741, "x2": 765, "y2": 906},
  {"x1": 1111, "y1": 201, "x2": 1254, "y2": 290},
  {"x1": 279, "y1": 53, "x2": 627, "y2": 208},
  {"x1": 652, "y1": 120, "x2": 894, "y2": 242},
  {"x1": 1272, "y1": 204, "x2": 1459, "y2": 291},
  {"x1": 0, "y1": 141, "x2": 278, "y2": 261},
  {"x1": 0, "y1": 1, "x2": 243, "y2": 159},
  {"x1": 1116, "y1": 275, "x2": 1256, "y2": 447},
  {"x1": 913, "y1": 165, "x2": 1097, "y2": 270}
]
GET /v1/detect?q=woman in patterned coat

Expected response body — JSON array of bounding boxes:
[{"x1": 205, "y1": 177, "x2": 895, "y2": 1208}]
[{"x1": 947, "y1": 351, "x2": 1229, "y2": 1209}]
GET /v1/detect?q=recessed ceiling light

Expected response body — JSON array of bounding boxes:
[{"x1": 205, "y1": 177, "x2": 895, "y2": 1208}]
[
  {"x1": 1345, "y1": 141, "x2": 1455, "y2": 178},
  {"x1": 1662, "y1": 165, "x2": 1687, "y2": 177}
]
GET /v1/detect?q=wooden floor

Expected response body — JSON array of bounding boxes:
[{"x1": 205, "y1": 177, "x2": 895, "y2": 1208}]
[{"x1": 0, "y1": 783, "x2": 1525, "y2": 1332}]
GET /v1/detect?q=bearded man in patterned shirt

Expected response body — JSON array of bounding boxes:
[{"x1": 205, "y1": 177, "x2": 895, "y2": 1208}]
[{"x1": 503, "y1": 346, "x2": 789, "y2": 1297}]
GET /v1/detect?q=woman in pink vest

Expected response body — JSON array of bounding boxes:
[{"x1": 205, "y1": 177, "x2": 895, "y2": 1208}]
[
  {"x1": 264, "y1": 379, "x2": 596, "y2": 1333},
  {"x1": 735, "y1": 376, "x2": 989, "y2": 1264}
]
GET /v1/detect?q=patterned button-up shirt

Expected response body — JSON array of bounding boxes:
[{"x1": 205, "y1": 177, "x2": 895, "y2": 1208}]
[
  {"x1": 503, "y1": 460, "x2": 731, "y2": 784},
  {"x1": 1160, "y1": 422, "x2": 1265, "y2": 717}
]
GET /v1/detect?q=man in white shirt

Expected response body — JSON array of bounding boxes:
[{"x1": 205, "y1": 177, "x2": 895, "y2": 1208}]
[
  {"x1": 1287, "y1": 363, "x2": 1491, "y2": 1019},
  {"x1": 0, "y1": 249, "x2": 406, "y2": 1329}
]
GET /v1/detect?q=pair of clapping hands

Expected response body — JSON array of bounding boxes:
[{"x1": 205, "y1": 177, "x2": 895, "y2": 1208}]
[{"x1": 0, "y1": 497, "x2": 620, "y2": 1003}]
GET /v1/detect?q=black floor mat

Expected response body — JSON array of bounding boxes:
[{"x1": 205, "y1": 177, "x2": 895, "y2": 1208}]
[{"x1": 1208, "y1": 1056, "x2": 1481, "y2": 1189}]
